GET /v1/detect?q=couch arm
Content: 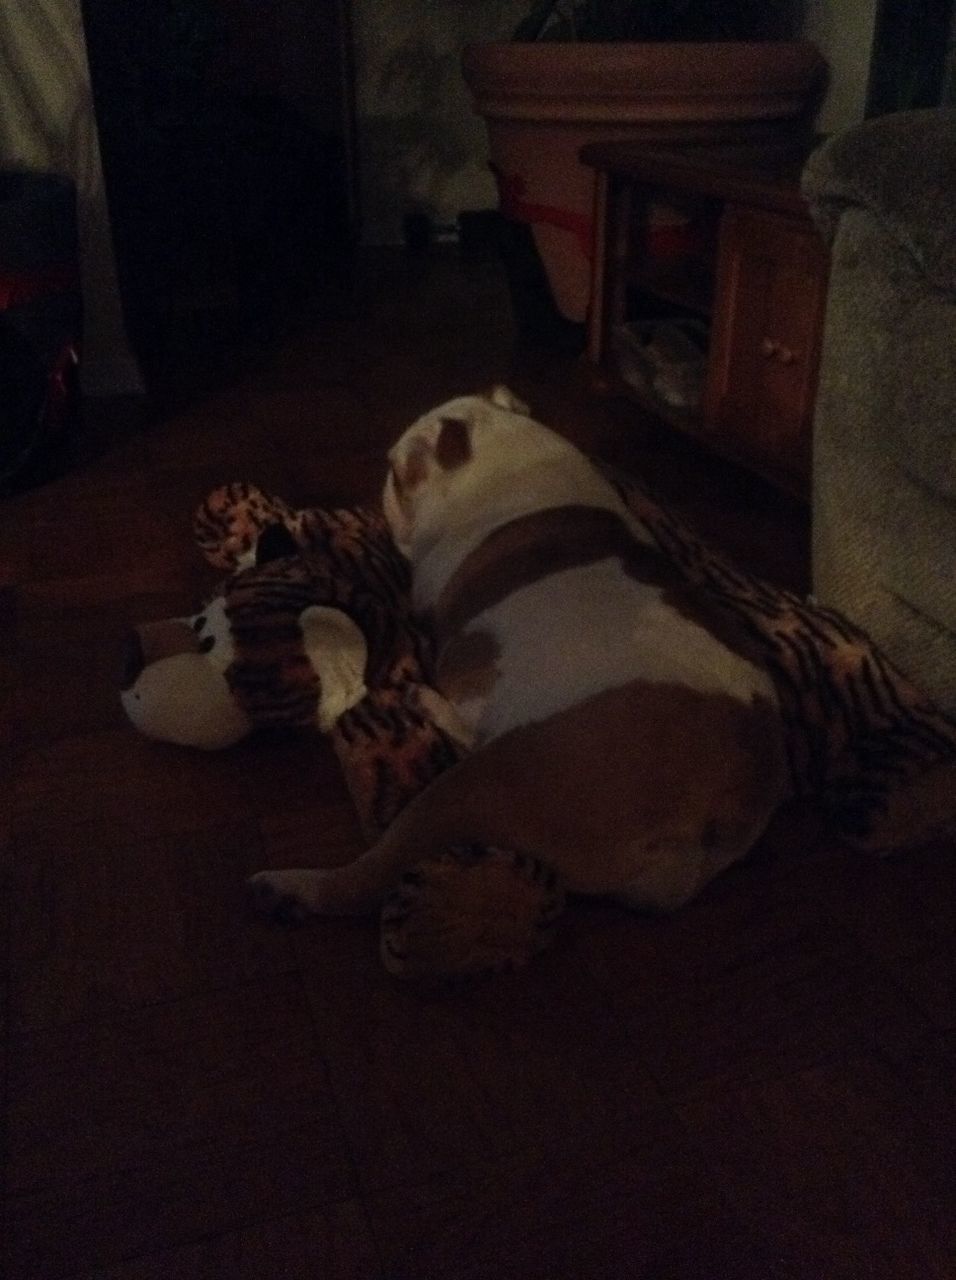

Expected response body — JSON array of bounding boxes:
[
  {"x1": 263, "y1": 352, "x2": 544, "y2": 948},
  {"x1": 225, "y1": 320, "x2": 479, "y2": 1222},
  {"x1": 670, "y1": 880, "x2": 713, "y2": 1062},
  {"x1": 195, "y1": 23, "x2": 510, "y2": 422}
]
[{"x1": 802, "y1": 107, "x2": 956, "y2": 292}]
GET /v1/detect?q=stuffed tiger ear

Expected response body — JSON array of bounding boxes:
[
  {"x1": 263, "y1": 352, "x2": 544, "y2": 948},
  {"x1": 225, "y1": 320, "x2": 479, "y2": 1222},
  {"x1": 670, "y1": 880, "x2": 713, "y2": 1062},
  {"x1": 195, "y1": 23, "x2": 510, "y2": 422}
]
[
  {"x1": 488, "y1": 385, "x2": 530, "y2": 416},
  {"x1": 120, "y1": 598, "x2": 253, "y2": 750},
  {"x1": 299, "y1": 606, "x2": 368, "y2": 731}
]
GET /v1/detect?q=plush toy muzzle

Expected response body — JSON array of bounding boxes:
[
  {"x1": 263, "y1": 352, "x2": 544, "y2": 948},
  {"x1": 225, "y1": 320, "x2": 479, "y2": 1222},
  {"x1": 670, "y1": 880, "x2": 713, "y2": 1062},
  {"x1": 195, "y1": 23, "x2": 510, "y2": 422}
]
[
  {"x1": 121, "y1": 606, "x2": 253, "y2": 750},
  {"x1": 120, "y1": 590, "x2": 369, "y2": 751}
]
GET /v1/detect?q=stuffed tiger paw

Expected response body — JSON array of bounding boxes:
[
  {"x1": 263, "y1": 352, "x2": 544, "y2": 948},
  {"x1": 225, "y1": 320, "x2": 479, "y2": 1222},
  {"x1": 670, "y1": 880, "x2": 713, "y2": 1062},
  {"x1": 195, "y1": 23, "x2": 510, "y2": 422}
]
[{"x1": 380, "y1": 845, "x2": 564, "y2": 982}]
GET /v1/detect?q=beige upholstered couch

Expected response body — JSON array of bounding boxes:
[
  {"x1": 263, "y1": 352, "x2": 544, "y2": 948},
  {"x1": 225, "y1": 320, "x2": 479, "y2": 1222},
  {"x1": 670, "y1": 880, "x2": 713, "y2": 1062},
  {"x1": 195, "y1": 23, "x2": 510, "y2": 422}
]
[{"x1": 802, "y1": 108, "x2": 956, "y2": 714}]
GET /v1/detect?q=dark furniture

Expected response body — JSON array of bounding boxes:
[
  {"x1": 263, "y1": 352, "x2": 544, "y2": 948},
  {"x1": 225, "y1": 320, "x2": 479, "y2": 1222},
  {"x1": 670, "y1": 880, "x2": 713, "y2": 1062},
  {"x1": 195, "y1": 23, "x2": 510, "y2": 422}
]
[{"x1": 582, "y1": 141, "x2": 828, "y2": 496}]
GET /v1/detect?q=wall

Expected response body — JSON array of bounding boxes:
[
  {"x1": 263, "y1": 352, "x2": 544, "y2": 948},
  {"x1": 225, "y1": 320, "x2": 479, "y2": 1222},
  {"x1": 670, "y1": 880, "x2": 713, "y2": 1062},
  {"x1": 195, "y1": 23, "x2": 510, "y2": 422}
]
[
  {"x1": 802, "y1": 0, "x2": 879, "y2": 133},
  {"x1": 351, "y1": 1, "x2": 883, "y2": 244},
  {"x1": 352, "y1": 0, "x2": 526, "y2": 244},
  {"x1": 214, "y1": 0, "x2": 350, "y2": 135},
  {"x1": 211, "y1": 0, "x2": 356, "y2": 231}
]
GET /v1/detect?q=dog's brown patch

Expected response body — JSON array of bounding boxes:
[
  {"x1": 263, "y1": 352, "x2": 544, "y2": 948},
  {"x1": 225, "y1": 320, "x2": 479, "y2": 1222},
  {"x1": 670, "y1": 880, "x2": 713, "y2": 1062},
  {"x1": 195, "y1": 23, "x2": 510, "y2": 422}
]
[
  {"x1": 434, "y1": 505, "x2": 671, "y2": 636},
  {"x1": 436, "y1": 629, "x2": 500, "y2": 704},
  {"x1": 435, "y1": 417, "x2": 472, "y2": 471},
  {"x1": 433, "y1": 505, "x2": 765, "y2": 670},
  {"x1": 323, "y1": 677, "x2": 789, "y2": 913}
]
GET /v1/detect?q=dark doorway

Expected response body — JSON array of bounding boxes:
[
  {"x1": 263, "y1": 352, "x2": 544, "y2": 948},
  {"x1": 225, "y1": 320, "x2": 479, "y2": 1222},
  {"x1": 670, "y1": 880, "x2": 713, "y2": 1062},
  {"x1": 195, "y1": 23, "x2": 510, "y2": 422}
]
[
  {"x1": 866, "y1": 0, "x2": 956, "y2": 115},
  {"x1": 81, "y1": 0, "x2": 356, "y2": 403}
]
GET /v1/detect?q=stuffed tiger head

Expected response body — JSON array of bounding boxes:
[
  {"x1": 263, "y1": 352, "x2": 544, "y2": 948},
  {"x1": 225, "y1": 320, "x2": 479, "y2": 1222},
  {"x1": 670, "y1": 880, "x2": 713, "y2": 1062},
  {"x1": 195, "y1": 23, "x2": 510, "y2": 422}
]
[{"x1": 121, "y1": 487, "x2": 425, "y2": 750}]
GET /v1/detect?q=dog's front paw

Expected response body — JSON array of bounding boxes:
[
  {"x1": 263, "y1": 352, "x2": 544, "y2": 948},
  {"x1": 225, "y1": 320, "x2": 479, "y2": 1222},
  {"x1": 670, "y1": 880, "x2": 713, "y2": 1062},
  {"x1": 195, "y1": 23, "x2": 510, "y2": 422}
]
[{"x1": 247, "y1": 870, "x2": 323, "y2": 924}]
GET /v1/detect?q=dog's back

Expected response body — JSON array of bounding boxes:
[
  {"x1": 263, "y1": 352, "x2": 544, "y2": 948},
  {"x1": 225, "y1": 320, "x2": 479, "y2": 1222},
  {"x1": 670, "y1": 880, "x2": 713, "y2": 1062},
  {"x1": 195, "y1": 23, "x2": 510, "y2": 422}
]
[{"x1": 386, "y1": 389, "x2": 780, "y2": 749}]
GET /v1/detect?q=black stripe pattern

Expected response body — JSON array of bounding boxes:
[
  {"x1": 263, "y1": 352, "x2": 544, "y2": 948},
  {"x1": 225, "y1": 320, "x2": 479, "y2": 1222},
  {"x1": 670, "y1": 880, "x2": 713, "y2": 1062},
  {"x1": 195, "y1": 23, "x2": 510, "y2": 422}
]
[{"x1": 611, "y1": 469, "x2": 956, "y2": 849}]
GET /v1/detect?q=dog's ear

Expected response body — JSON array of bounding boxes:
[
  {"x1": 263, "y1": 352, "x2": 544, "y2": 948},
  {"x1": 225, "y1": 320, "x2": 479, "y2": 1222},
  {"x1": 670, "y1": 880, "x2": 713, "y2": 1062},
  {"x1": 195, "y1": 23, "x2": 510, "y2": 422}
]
[
  {"x1": 487, "y1": 384, "x2": 530, "y2": 416},
  {"x1": 390, "y1": 437, "x2": 430, "y2": 498},
  {"x1": 435, "y1": 415, "x2": 472, "y2": 470}
]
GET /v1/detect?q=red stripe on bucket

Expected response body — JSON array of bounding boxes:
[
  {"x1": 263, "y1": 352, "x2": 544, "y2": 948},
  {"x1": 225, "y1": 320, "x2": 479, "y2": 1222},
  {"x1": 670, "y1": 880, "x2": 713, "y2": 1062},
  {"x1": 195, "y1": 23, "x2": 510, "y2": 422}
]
[{"x1": 492, "y1": 166, "x2": 593, "y2": 260}]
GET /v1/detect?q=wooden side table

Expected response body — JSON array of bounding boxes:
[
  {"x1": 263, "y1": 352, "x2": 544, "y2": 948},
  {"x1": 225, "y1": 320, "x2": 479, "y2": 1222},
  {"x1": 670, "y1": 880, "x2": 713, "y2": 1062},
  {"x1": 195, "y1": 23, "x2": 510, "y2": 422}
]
[{"x1": 581, "y1": 141, "x2": 829, "y2": 497}]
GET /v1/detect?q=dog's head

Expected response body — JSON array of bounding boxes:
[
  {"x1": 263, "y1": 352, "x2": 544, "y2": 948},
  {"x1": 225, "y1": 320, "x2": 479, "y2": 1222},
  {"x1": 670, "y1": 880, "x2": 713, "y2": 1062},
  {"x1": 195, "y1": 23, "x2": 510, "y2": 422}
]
[{"x1": 383, "y1": 385, "x2": 547, "y2": 555}]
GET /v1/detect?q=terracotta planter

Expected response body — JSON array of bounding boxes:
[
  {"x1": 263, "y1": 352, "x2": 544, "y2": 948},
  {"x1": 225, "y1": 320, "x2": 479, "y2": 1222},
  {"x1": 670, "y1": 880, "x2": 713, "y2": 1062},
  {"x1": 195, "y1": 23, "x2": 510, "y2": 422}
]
[{"x1": 462, "y1": 41, "x2": 827, "y2": 323}]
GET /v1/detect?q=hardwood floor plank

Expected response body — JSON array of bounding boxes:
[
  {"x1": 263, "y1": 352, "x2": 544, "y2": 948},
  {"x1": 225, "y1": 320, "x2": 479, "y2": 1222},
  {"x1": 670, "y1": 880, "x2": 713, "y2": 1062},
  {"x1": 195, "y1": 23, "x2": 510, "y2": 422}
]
[
  {"x1": 8, "y1": 820, "x2": 294, "y2": 1028},
  {"x1": 676, "y1": 1053, "x2": 956, "y2": 1279},
  {"x1": 791, "y1": 840, "x2": 955, "y2": 1033},
  {"x1": 302, "y1": 939, "x2": 673, "y2": 1195},
  {"x1": 89, "y1": 1199, "x2": 381, "y2": 1280},
  {"x1": 301, "y1": 946, "x2": 512, "y2": 1193},
  {"x1": 12, "y1": 730, "x2": 259, "y2": 842},
  {"x1": 431, "y1": 943, "x2": 670, "y2": 1161},
  {"x1": 577, "y1": 823, "x2": 932, "y2": 1091},
  {"x1": 145, "y1": 384, "x2": 380, "y2": 477},
  {"x1": 5, "y1": 975, "x2": 356, "y2": 1277},
  {"x1": 15, "y1": 594, "x2": 193, "y2": 745},
  {"x1": 366, "y1": 1140, "x2": 806, "y2": 1280}
]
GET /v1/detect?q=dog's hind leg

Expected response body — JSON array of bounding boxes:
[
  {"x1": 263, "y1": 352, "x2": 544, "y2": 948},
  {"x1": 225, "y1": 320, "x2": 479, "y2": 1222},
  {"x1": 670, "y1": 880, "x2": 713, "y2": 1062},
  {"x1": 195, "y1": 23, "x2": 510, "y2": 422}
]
[{"x1": 248, "y1": 748, "x2": 517, "y2": 919}]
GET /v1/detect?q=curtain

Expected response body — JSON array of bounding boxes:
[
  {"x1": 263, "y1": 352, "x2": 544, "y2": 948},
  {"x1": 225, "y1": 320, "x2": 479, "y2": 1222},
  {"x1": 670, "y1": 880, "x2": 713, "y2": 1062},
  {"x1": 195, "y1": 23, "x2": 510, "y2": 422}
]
[{"x1": 0, "y1": 0, "x2": 143, "y2": 395}]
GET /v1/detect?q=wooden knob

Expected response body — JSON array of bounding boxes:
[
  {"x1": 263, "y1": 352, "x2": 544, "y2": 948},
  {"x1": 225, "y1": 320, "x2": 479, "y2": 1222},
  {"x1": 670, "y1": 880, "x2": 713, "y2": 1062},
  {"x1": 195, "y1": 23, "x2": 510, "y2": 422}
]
[{"x1": 760, "y1": 338, "x2": 800, "y2": 365}]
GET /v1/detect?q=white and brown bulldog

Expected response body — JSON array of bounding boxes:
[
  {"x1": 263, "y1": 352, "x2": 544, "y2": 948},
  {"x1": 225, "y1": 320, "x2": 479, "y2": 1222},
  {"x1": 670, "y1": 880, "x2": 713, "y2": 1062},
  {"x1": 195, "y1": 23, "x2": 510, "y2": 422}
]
[{"x1": 250, "y1": 388, "x2": 789, "y2": 917}]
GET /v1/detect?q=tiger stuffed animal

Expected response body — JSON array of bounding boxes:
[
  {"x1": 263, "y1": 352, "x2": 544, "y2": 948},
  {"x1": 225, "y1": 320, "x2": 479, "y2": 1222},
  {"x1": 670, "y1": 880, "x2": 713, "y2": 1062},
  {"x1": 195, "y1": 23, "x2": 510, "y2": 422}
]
[
  {"x1": 195, "y1": 477, "x2": 956, "y2": 857},
  {"x1": 126, "y1": 485, "x2": 565, "y2": 978},
  {"x1": 122, "y1": 476, "x2": 956, "y2": 980}
]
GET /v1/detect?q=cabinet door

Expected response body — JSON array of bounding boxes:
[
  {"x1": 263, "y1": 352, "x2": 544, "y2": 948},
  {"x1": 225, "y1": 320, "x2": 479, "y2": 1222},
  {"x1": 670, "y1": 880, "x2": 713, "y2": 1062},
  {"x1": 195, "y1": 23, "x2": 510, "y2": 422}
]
[{"x1": 702, "y1": 204, "x2": 828, "y2": 491}]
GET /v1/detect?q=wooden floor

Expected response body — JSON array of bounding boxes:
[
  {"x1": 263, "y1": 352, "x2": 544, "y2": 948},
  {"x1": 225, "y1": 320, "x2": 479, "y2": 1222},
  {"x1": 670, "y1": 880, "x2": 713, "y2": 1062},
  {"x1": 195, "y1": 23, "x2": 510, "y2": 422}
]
[{"x1": 1, "y1": 250, "x2": 952, "y2": 1279}]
